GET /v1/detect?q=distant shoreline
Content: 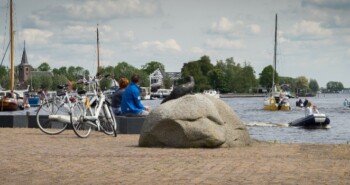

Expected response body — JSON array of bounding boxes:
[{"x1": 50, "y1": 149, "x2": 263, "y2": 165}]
[{"x1": 220, "y1": 93, "x2": 265, "y2": 98}]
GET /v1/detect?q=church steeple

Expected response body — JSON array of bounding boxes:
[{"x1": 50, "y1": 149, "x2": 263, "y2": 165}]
[
  {"x1": 21, "y1": 40, "x2": 28, "y2": 64},
  {"x1": 18, "y1": 40, "x2": 31, "y2": 84}
]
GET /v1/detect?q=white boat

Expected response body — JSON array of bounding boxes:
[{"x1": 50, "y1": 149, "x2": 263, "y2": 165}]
[
  {"x1": 203, "y1": 89, "x2": 220, "y2": 98},
  {"x1": 263, "y1": 14, "x2": 291, "y2": 111},
  {"x1": 151, "y1": 88, "x2": 172, "y2": 99},
  {"x1": 140, "y1": 87, "x2": 151, "y2": 100}
]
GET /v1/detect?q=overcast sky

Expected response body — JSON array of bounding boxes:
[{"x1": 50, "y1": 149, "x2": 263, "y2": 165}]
[{"x1": 1, "y1": 0, "x2": 349, "y2": 88}]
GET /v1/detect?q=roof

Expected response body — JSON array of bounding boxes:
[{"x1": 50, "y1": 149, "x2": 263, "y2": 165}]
[{"x1": 20, "y1": 41, "x2": 29, "y2": 65}]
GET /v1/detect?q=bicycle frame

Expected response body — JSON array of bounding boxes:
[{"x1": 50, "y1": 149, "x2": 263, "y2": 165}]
[{"x1": 71, "y1": 75, "x2": 115, "y2": 131}]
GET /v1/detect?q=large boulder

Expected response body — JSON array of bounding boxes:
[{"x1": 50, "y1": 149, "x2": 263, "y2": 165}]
[{"x1": 138, "y1": 94, "x2": 251, "y2": 148}]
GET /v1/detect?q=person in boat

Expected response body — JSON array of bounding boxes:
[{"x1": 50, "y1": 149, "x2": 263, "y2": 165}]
[
  {"x1": 344, "y1": 99, "x2": 349, "y2": 107},
  {"x1": 121, "y1": 74, "x2": 150, "y2": 116},
  {"x1": 278, "y1": 96, "x2": 289, "y2": 110},
  {"x1": 296, "y1": 98, "x2": 303, "y2": 107},
  {"x1": 305, "y1": 101, "x2": 314, "y2": 116},
  {"x1": 111, "y1": 77, "x2": 129, "y2": 116},
  {"x1": 303, "y1": 99, "x2": 309, "y2": 107},
  {"x1": 312, "y1": 105, "x2": 319, "y2": 114}
]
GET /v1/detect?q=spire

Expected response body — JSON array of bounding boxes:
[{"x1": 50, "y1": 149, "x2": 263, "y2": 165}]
[{"x1": 21, "y1": 40, "x2": 28, "y2": 65}]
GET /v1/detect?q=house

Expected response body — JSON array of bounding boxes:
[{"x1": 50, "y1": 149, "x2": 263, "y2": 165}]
[{"x1": 149, "y1": 68, "x2": 181, "y2": 92}]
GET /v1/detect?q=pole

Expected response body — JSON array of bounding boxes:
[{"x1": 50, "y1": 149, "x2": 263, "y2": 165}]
[
  {"x1": 97, "y1": 25, "x2": 100, "y2": 75},
  {"x1": 272, "y1": 13, "x2": 277, "y2": 91},
  {"x1": 10, "y1": 0, "x2": 15, "y2": 94}
]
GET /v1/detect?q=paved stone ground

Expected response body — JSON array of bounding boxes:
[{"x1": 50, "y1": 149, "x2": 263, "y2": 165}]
[{"x1": 1, "y1": 128, "x2": 350, "y2": 185}]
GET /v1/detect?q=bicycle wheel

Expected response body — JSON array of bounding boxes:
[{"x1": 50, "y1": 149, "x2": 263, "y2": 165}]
[
  {"x1": 71, "y1": 101, "x2": 92, "y2": 138},
  {"x1": 99, "y1": 102, "x2": 117, "y2": 137},
  {"x1": 36, "y1": 98, "x2": 69, "y2": 135}
]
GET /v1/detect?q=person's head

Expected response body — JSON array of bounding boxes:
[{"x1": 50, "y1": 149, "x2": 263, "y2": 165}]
[
  {"x1": 307, "y1": 101, "x2": 312, "y2": 107},
  {"x1": 131, "y1": 74, "x2": 140, "y2": 84},
  {"x1": 118, "y1": 77, "x2": 129, "y2": 89}
]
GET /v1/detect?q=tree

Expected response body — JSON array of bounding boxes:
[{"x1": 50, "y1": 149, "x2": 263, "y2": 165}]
[
  {"x1": 113, "y1": 62, "x2": 140, "y2": 82},
  {"x1": 37, "y1": 62, "x2": 51, "y2": 71},
  {"x1": 207, "y1": 68, "x2": 225, "y2": 91},
  {"x1": 326, "y1": 81, "x2": 344, "y2": 92},
  {"x1": 259, "y1": 65, "x2": 278, "y2": 89},
  {"x1": 181, "y1": 56, "x2": 213, "y2": 92},
  {"x1": 309, "y1": 79, "x2": 319, "y2": 93},
  {"x1": 51, "y1": 74, "x2": 69, "y2": 91},
  {"x1": 141, "y1": 61, "x2": 165, "y2": 75}
]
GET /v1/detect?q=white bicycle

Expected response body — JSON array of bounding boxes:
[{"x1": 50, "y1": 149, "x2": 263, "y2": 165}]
[
  {"x1": 69, "y1": 75, "x2": 117, "y2": 138},
  {"x1": 36, "y1": 84, "x2": 81, "y2": 135}
]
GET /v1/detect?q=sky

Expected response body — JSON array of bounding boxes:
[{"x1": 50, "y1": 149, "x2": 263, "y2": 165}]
[{"x1": 0, "y1": 0, "x2": 349, "y2": 88}]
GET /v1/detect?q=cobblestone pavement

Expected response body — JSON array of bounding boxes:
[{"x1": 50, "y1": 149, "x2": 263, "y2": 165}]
[{"x1": 1, "y1": 128, "x2": 350, "y2": 185}]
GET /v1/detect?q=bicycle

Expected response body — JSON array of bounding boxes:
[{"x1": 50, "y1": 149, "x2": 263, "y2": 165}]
[
  {"x1": 35, "y1": 84, "x2": 82, "y2": 135},
  {"x1": 70, "y1": 75, "x2": 117, "y2": 138}
]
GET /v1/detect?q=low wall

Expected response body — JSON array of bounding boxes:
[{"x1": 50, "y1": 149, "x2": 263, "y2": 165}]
[{"x1": 0, "y1": 114, "x2": 146, "y2": 134}]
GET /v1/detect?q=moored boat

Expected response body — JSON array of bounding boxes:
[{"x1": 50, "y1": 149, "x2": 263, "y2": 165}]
[
  {"x1": 151, "y1": 88, "x2": 171, "y2": 99},
  {"x1": 289, "y1": 114, "x2": 330, "y2": 129},
  {"x1": 0, "y1": 95, "x2": 19, "y2": 111},
  {"x1": 262, "y1": 14, "x2": 291, "y2": 111},
  {"x1": 0, "y1": 0, "x2": 19, "y2": 111},
  {"x1": 203, "y1": 89, "x2": 220, "y2": 98}
]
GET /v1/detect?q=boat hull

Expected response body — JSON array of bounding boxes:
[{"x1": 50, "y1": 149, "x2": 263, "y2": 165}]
[
  {"x1": 289, "y1": 114, "x2": 330, "y2": 129},
  {"x1": 263, "y1": 97, "x2": 290, "y2": 111},
  {"x1": 0, "y1": 98, "x2": 19, "y2": 111}
]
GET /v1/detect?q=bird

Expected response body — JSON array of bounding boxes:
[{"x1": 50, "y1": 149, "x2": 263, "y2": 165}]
[{"x1": 161, "y1": 76, "x2": 195, "y2": 104}]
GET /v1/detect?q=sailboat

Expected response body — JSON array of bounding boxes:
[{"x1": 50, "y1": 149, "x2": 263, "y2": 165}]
[
  {"x1": 0, "y1": 0, "x2": 20, "y2": 111},
  {"x1": 263, "y1": 14, "x2": 291, "y2": 111}
]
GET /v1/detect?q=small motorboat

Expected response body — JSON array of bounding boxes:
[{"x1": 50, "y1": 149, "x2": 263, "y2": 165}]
[{"x1": 289, "y1": 114, "x2": 330, "y2": 129}]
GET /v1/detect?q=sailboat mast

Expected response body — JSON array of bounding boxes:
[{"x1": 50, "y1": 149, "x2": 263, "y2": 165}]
[
  {"x1": 96, "y1": 25, "x2": 100, "y2": 75},
  {"x1": 10, "y1": 0, "x2": 15, "y2": 94},
  {"x1": 272, "y1": 13, "x2": 277, "y2": 90}
]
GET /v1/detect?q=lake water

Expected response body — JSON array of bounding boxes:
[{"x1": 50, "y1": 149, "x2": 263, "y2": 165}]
[
  {"x1": 143, "y1": 93, "x2": 350, "y2": 144},
  {"x1": 1, "y1": 93, "x2": 348, "y2": 144}
]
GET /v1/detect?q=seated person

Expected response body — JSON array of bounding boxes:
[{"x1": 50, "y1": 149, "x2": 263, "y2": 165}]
[
  {"x1": 305, "y1": 101, "x2": 313, "y2": 116},
  {"x1": 312, "y1": 105, "x2": 319, "y2": 114},
  {"x1": 111, "y1": 77, "x2": 129, "y2": 115},
  {"x1": 121, "y1": 74, "x2": 149, "y2": 116}
]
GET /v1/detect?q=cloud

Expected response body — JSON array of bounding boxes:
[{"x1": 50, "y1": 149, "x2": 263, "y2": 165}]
[
  {"x1": 287, "y1": 20, "x2": 332, "y2": 40},
  {"x1": 302, "y1": 0, "x2": 350, "y2": 10},
  {"x1": 210, "y1": 17, "x2": 260, "y2": 36},
  {"x1": 205, "y1": 38, "x2": 244, "y2": 49},
  {"x1": 34, "y1": 0, "x2": 161, "y2": 23},
  {"x1": 20, "y1": 29, "x2": 53, "y2": 45},
  {"x1": 135, "y1": 39, "x2": 181, "y2": 52},
  {"x1": 190, "y1": 47, "x2": 205, "y2": 54},
  {"x1": 25, "y1": 15, "x2": 50, "y2": 28}
]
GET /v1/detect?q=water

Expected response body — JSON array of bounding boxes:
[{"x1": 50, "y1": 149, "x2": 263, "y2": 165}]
[
  {"x1": 142, "y1": 93, "x2": 350, "y2": 144},
  {"x1": 1, "y1": 94, "x2": 349, "y2": 144}
]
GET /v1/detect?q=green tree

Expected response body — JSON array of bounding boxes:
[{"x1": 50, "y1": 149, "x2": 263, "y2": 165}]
[
  {"x1": 309, "y1": 79, "x2": 319, "y2": 93},
  {"x1": 37, "y1": 62, "x2": 51, "y2": 71},
  {"x1": 141, "y1": 61, "x2": 165, "y2": 75},
  {"x1": 113, "y1": 62, "x2": 139, "y2": 80},
  {"x1": 326, "y1": 81, "x2": 344, "y2": 92},
  {"x1": 181, "y1": 56, "x2": 213, "y2": 92},
  {"x1": 259, "y1": 65, "x2": 278, "y2": 89},
  {"x1": 240, "y1": 62, "x2": 258, "y2": 93},
  {"x1": 51, "y1": 74, "x2": 69, "y2": 91},
  {"x1": 207, "y1": 68, "x2": 225, "y2": 91}
]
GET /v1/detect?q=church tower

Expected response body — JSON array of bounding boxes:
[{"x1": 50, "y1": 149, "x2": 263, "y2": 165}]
[{"x1": 18, "y1": 41, "x2": 31, "y2": 83}]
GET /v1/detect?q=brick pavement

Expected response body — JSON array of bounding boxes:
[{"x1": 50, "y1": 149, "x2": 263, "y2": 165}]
[{"x1": 0, "y1": 128, "x2": 350, "y2": 185}]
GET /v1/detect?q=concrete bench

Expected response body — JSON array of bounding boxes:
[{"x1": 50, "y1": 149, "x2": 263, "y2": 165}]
[
  {"x1": 115, "y1": 116, "x2": 146, "y2": 134},
  {"x1": 0, "y1": 114, "x2": 146, "y2": 135}
]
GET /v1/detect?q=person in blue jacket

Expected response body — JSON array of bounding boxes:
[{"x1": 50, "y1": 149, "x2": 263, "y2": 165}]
[{"x1": 121, "y1": 74, "x2": 149, "y2": 116}]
